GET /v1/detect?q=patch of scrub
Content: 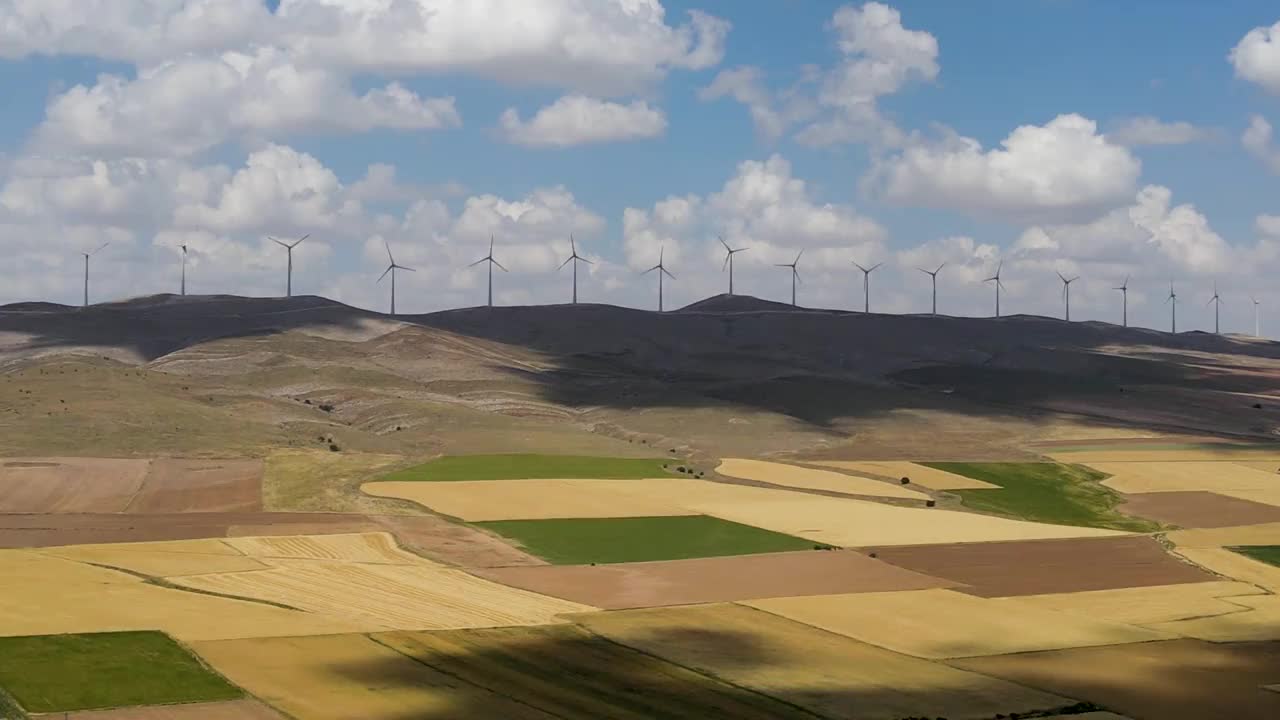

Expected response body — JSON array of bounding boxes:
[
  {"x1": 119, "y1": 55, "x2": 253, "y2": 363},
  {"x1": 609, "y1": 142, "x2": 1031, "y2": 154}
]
[{"x1": 379, "y1": 454, "x2": 674, "y2": 482}]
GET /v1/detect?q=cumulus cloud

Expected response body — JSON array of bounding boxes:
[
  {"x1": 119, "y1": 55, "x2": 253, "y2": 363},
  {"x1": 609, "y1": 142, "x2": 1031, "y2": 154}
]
[
  {"x1": 1106, "y1": 116, "x2": 1213, "y2": 146},
  {"x1": 499, "y1": 96, "x2": 667, "y2": 147},
  {"x1": 1243, "y1": 115, "x2": 1280, "y2": 173},
  {"x1": 1230, "y1": 20, "x2": 1280, "y2": 95},
  {"x1": 868, "y1": 114, "x2": 1142, "y2": 223}
]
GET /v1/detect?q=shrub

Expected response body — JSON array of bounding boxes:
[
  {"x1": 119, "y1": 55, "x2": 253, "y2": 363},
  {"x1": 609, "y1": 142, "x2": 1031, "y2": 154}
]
[
  {"x1": 900, "y1": 476, "x2": 910, "y2": 484},
  {"x1": 328, "y1": 443, "x2": 340, "y2": 452},
  {"x1": 318, "y1": 403, "x2": 334, "y2": 412},
  {"x1": 925, "y1": 500, "x2": 936, "y2": 508},
  {"x1": 675, "y1": 466, "x2": 687, "y2": 473}
]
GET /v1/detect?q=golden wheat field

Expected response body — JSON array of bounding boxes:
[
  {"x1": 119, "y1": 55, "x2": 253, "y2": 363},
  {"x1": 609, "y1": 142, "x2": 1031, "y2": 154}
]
[
  {"x1": 362, "y1": 479, "x2": 691, "y2": 520},
  {"x1": 223, "y1": 532, "x2": 420, "y2": 564},
  {"x1": 43, "y1": 539, "x2": 270, "y2": 576},
  {"x1": 809, "y1": 460, "x2": 1000, "y2": 490},
  {"x1": 1145, "y1": 595, "x2": 1280, "y2": 642},
  {"x1": 714, "y1": 458, "x2": 932, "y2": 499},
  {"x1": 745, "y1": 589, "x2": 1170, "y2": 659},
  {"x1": 1170, "y1": 547, "x2": 1280, "y2": 592},
  {"x1": 994, "y1": 581, "x2": 1267, "y2": 625},
  {"x1": 1167, "y1": 521, "x2": 1280, "y2": 548},
  {"x1": 1089, "y1": 461, "x2": 1280, "y2": 494}
]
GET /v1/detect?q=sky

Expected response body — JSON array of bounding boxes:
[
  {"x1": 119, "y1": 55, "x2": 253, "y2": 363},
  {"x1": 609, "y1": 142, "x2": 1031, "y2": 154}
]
[{"x1": 2, "y1": 1, "x2": 1280, "y2": 336}]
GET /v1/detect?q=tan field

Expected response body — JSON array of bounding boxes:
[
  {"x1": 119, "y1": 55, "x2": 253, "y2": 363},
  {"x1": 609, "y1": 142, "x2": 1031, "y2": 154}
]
[
  {"x1": 1088, "y1": 461, "x2": 1280, "y2": 493},
  {"x1": 808, "y1": 460, "x2": 1000, "y2": 490},
  {"x1": 174, "y1": 558, "x2": 593, "y2": 631},
  {"x1": 745, "y1": 589, "x2": 1171, "y2": 659},
  {"x1": 1235, "y1": 461, "x2": 1280, "y2": 473},
  {"x1": 715, "y1": 458, "x2": 931, "y2": 500},
  {"x1": 61, "y1": 700, "x2": 284, "y2": 719},
  {"x1": 223, "y1": 532, "x2": 422, "y2": 564},
  {"x1": 1146, "y1": 595, "x2": 1280, "y2": 642},
  {"x1": 1172, "y1": 546, "x2": 1280, "y2": 592},
  {"x1": 573, "y1": 603, "x2": 1074, "y2": 720},
  {"x1": 191, "y1": 634, "x2": 554, "y2": 720},
  {"x1": 126, "y1": 458, "x2": 263, "y2": 513},
  {"x1": 43, "y1": 538, "x2": 270, "y2": 576},
  {"x1": 1216, "y1": 488, "x2": 1280, "y2": 507},
  {"x1": 994, "y1": 581, "x2": 1267, "y2": 625},
  {"x1": 592, "y1": 478, "x2": 1125, "y2": 546},
  {"x1": 0, "y1": 457, "x2": 150, "y2": 512},
  {"x1": 363, "y1": 479, "x2": 691, "y2": 521},
  {"x1": 1048, "y1": 449, "x2": 1280, "y2": 463},
  {"x1": 1167, "y1": 521, "x2": 1280, "y2": 548}
]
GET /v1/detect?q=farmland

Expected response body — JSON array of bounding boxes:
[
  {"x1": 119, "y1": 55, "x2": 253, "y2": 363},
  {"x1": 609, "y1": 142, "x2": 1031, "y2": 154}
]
[
  {"x1": 377, "y1": 454, "x2": 675, "y2": 481},
  {"x1": 1231, "y1": 544, "x2": 1280, "y2": 566}
]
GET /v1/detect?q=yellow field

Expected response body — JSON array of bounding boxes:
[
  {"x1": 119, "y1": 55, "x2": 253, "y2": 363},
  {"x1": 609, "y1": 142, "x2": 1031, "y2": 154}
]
[
  {"x1": 809, "y1": 460, "x2": 1000, "y2": 490},
  {"x1": 191, "y1": 634, "x2": 551, "y2": 720},
  {"x1": 715, "y1": 458, "x2": 931, "y2": 500},
  {"x1": 1233, "y1": 461, "x2": 1280, "y2": 474},
  {"x1": 1088, "y1": 461, "x2": 1280, "y2": 494},
  {"x1": 44, "y1": 539, "x2": 269, "y2": 576},
  {"x1": 1215, "y1": 488, "x2": 1280, "y2": 507},
  {"x1": 1171, "y1": 547, "x2": 1280, "y2": 592},
  {"x1": 590, "y1": 478, "x2": 1124, "y2": 546},
  {"x1": 61, "y1": 699, "x2": 284, "y2": 719},
  {"x1": 994, "y1": 581, "x2": 1266, "y2": 625},
  {"x1": 362, "y1": 479, "x2": 690, "y2": 521},
  {"x1": 224, "y1": 532, "x2": 420, "y2": 564},
  {"x1": 174, "y1": 558, "x2": 593, "y2": 631},
  {"x1": 1048, "y1": 449, "x2": 1280, "y2": 463},
  {"x1": 572, "y1": 603, "x2": 1072, "y2": 720},
  {"x1": 745, "y1": 589, "x2": 1170, "y2": 659},
  {"x1": 1146, "y1": 595, "x2": 1280, "y2": 642},
  {"x1": 1167, "y1": 522, "x2": 1280, "y2": 548}
]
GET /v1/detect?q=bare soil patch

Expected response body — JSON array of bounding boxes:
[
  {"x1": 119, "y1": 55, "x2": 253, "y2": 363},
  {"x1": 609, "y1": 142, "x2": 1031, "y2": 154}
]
[
  {"x1": 61, "y1": 699, "x2": 285, "y2": 719},
  {"x1": 952, "y1": 639, "x2": 1280, "y2": 720},
  {"x1": 1120, "y1": 491, "x2": 1280, "y2": 528},
  {"x1": 126, "y1": 459, "x2": 262, "y2": 513},
  {"x1": 0, "y1": 457, "x2": 149, "y2": 513},
  {"x1": 475, "y1": 549, "x2": 957, "y2": 609},
  {"x1": 865, "y1": 535, "x2": 1216, "y2": 597}
]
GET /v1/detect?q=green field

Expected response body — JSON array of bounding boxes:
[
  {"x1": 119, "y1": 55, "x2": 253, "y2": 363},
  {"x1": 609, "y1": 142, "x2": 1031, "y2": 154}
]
[
  {"x1": 380, "y1": 453, "x2": 675, "y2": 481},
  {"x1": 922, "y1": 462, "x2": 1163, "y2": 532},
  {"x1": 1228, "y1": 545, "x2": 1280, "y2": 567},
  {"x1": 0, "y1": 631, "x2": 241, "y2": 713},
  {"x1": 474, "y1": 515, "x2": 820, "y2": 564}
]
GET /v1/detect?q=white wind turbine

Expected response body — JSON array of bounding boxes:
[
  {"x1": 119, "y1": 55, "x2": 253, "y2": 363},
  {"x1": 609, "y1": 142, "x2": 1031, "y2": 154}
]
[
  {"x1": 918, "y1": 263, "x2": 945, "y2": 316},
  {"x1": 985, "y1": 261, "x2": 1006, "y2": 318},
  {"x1": 378, "y1": 241, "x2": 415, "y2": 315},
  {"x1": 180, "y1": 244, "x2": 188, "y2": 296},
  {"x1": 776, "y1": 251, "x2": 803, "y2": 307},
  {"x1": 1207, "y1": 282, "x2": 1222, "y2": 334},
  {"x1": 1058, "y1": 271, "x2": 1079, "y2": 322},
  {"x1": 269, "y1": 234, "x2": 308, "y2": 298},
  {"x1": 81, "y1": 242, "x2": 109, "y2": 307},
  {"x1": 642, "y1": 245, "x2": 675, "y2": 312},
  {"x1": 1254, "y1": 296, "x2": 1262, "y2": 338},
  {"x1": 719, "y1": 236, "x2": 749, "y2": 296},
  {"x1": 559, "y1": 235, "x2": 593, "y2": 305},
  {"x1": 853, "y1": 261, "x2": 883, "y2": 313},
  {"x1": 1167, "y1": 282, "x2": 1177, "y2": 334},
  {"x1": 470, "y1": 236, "x2": 507, "y2": 308},
  {"x1": 1113, "y1": 275, "x2": 1129, "y2": 328}
]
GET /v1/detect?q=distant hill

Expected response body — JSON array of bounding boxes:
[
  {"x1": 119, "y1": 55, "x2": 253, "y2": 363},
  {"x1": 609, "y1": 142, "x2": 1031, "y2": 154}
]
[{"x1": 677, "y1": 294, "x2": 812, "y2": 314}]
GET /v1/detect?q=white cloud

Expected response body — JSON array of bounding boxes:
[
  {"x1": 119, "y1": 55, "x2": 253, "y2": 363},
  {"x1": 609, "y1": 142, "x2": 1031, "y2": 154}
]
[
  {"x1": 499, "y1": 96, "x2": 667, "y2": 147},
  {"x1": 1230, "y1": 20, "x2": 1280, "y2": 95},
  {"x1": 869, "y1": 114, "x2": 1142, "y2": 223},
  {"x1": 1106, "y1": 116, "x2": 1212, "y2": 146},
  {"x1": 1258, "y1": 214, "x2": 1280, "y2": 237},
  {"x1": 35, "y1": 48, "x2": 459, "y2": 157},
  {"x1": 1243, "y1": 114, "x2": 1280, "y2": 173}
]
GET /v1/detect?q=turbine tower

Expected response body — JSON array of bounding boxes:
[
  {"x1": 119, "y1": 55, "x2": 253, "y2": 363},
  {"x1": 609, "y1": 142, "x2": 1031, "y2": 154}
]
[
  {"x1": 81, "y1": 242, "x2": 109, "y2": 307},
  {"x1": 377, "y1": 241, "x2": 415, "y2": 315},
  {"x1": 1207, "y1": 282, "x2": 1222, "y2": 335},
  {"x1": 180, "y1": 244, "x2": 188, "y2": 296},
  {"x1": 719, "y1": 236, "x2": 748, "y2": 295},
  {"x1": 469, "y1": 235, "x2": 507, "y2": 308},
  {"x1": 1058, "y1": 271, "x2": 1079, "y2": 322},
  {"x1": 984, "y1": 261, "x2": 1006, "y2": 318},
  {"x1": 270, "y1": 234, "x2": 308, "y2": 298},
  {"x1": 1254, "y1": 296, "x2": 1261, "y2": 338},
  {"x1": 918, "y1": 263, "x2": 945, "y2": 316},
  {"x1": 853, "y1": 261, "x2": 883, "y2": 313},
  {"x1": 1167, "y1": 282, "x2": 1178, "y2": 334},
  {"x1": 1113, "y1": 275, "x2": 1129, "y2": 328},
  {"x1": 558, "y1": 235, "x2": 592, "y2": 304},
  {"x1": 775, "y1": 251, "x2": 803, "y2": 307},
  {"x1": 642, "y1": 246, "x2": 675, "y2": 312}
]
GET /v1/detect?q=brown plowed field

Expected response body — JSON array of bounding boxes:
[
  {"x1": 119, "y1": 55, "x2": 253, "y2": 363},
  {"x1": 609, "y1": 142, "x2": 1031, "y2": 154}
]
[
  {"x1": 0, "y1": 458, "x2": 149, "y2": 512},
  {"x1": 865, "y1": 536, "x2": 1216, "y2": 597},
  {"x1": 1119, "y1": 491, "x2": 1280, "y2": 528},
  {"x1": 62, "y1": 699, "x2": 285, "y2": 719},
  {"x1": 125, "y1": 459, "x2": 262, "y2": 513},
  {"x1": 475, "y1": 549, "x2": 957, "y2": 609},
  {"x1": 952, "y1": 640, "x2": 1280, "y2": 720}
]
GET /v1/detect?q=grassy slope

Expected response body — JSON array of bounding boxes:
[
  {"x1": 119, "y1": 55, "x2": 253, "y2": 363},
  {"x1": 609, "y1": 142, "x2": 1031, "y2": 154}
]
[
  {"x1": 1229, "y1": 545, "x2": 1280, "y2": 567},
  {"x1": 264, "y1": 449, "x2": 411, "y2": 513},
  {"x1": 922, "y1": 462, "x2": 1163, "y2": 532},
  {"x1": 381, "y1": 454, "x2": 675, "y2": 482},
  {"x1": 474, "y1": 515, "x2": 820, "y2": 564},
  {"x1": 0, "y1": 631, "x2": 241, "y2": 713}
]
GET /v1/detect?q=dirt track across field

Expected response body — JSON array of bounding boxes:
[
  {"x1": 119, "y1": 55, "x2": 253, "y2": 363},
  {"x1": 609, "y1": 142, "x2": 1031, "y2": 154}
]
[
  {"x1": 865, "y1": 536, "x2": 1216, "y2": 597},
  {"x1": 126, "y1": 459, "x2": 263, "y2": 513},
  {"x1": 952, "y1": 640, "x2": 1280, "y2": 720},
  {"x1": 62, "y1": 699, "x2": 285, "y2": 719},
  {"x1": 1120, "y1": 491, "x2": 1280, "y2": 528},
  {"x1": 474, "y1": 549, "x2": 958, "y2": 609}
]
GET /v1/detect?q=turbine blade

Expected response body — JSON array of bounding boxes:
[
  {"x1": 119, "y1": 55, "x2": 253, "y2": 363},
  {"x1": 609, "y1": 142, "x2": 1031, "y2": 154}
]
[
  {"x1": 384, "y1": 240, "x2": 395, "y2": 264},
  {"x1": 869, "y1": 262, "x2": 882, "y2": 273},
  {"x1": 643, "y1": 265, "x2": 659, "y2": 274},
  {"x1": 719, "y1": 235, "x2": 731, "y2": 252},
  {"x1": 581, "y1": 257, "x2": 594, "y2": 265},
  {"x1": 853, "y1": 262, "x2": 867, "y2": 273},
  {"x1": 469, "y1": 257, "x2": 487, "y2": 267},
  {"x1": 795, "y1": 249, "x2": 804, "y2": 264},
  {"x1": 935, "y1": 262, "x2": 946, "y2": 273},
  {"x1": 662, "y1": 268, "x2": 676, "y2": 279},
  {"x1": 723, "y1": 254, "x2": 731, "y2": 271},
  {"x1": 1057, "y1": 271, "x2": 1066, "y2": 283},
  {"x1": 292, "y1": 234, "x2": 310, "y2": 247},
  {"x1": 559, "y1": 256, "x2": 573, "y2": 270},
  {"x1": 378, "y1": 265, "x2": 392, "y2": 282},
  {"x1": 917, "y1": 267, "x2": 929, "y2": 275},
  {"x1": 570, "y1": 234, "x2": 576, "y2": 254},
  {"x1": 271, "y1": 237, "x2": 288, "y2": 248},
  {"x1": 493, "y1": 260, "x2": 509, "y2": 272},
  {"x1": 398, "y1": 265, "x2": 417, "y2": 272}
]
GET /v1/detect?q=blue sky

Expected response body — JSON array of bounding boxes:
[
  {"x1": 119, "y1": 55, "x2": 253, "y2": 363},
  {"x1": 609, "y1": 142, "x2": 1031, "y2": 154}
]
[{"x1": 2, "y1": 1, "x2": 1280, "y2": 334}]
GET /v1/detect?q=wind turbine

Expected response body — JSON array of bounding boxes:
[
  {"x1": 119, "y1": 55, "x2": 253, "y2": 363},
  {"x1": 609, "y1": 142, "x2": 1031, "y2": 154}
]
[
  {"x1": 378, "y1": 241, "x2": 415, "y2": 315},
  {"x1": 1254, "y1": 296, "x2": 1261, "y2": 338},
  {"x1": 1207, "y1": 282, "x2": 1222, "y2": 334},
  {"x1": 1167, "y1": 282, "x2": 1177, "y2": 334},
  {"x1": 1057, "y1": 271, "x2": 1079, "y2": 322},
  {"x1": 81, "y1": 242, "x2": 109, "y2": 307},
  {"x1": 719, "y1": 236, "x2": 749, "y2": 296},
  {"x1": 918, "y1": 263, "x2": 945, "y2": 316},
  {"x1": 558, "y1": 235, "x2": 593, "y2": 304},
  {"x1": 775, "y1": 251, "x2": 803, "y2": 307},
  {"x1": 469, "y1": 235, "x2": 507, "y2": 308},
  {"x1": 853, "y1": 261, "x2": 883, "y2": 313},
  {"x1": 642, "y1": 245, "x2": 675, "y2": 312},
  {"x1": 985, "y1": 261, "x2": 1005, "y2": 318},
  {"x1": 1113, "y1": 275, "x2": 1129, "y2": 328},
  {"x1": 180, "y1": 244, "x2": 188, "y2": 296},
  {"x1": 269, "y1": 234, "x2": 308, "y2": 298}
]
